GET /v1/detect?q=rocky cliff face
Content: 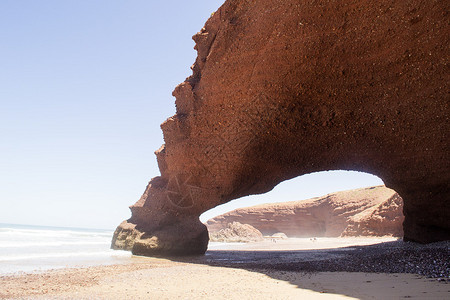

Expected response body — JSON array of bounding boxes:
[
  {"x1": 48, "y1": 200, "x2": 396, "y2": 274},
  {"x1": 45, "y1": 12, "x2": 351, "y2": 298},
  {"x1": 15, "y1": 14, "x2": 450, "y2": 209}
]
[
  {"x1": 342, "y1": 191, "x2": 404, "y2": 237},
  {"x1": 112, "y1": 0, "x2": 449, "y2": 256},
  {"x1": 209, "y1": 222, "x2": 264, "y2": 243},
  {"x1": 207, "y1": 186, "x2": 404, "y2": 237}
]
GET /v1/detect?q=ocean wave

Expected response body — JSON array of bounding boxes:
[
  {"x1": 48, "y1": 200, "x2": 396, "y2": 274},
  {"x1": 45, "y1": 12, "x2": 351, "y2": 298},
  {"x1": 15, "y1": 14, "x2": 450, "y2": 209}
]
[
  {"x1": 0, "y1": 228, "x2": 112, "y2": 239},
  {"x1": 0, "y1": 241, "x2": 110, "y2": 248},
  {"x1": 0, "y1": 250, "x2": 130, "y2": 262}
]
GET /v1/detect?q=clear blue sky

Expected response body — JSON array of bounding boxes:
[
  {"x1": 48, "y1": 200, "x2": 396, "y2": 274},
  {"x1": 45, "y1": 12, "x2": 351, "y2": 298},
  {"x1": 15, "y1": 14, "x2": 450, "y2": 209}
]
[{"x1": 0, "y1": 1, "x2": 382, "y2": 230}]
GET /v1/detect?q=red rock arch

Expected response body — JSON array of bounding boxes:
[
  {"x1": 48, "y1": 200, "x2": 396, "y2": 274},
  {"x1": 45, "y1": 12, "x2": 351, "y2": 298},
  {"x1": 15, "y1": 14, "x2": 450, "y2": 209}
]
[{"x1": 112, "y1": 0, "x2": 449, "y2": 256}]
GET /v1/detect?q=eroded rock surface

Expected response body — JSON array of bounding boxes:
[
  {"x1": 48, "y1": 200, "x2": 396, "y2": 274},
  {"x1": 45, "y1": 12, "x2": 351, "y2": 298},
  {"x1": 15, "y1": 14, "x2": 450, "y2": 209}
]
[
  {"x1": 342, "y1": 189, "x2": 404, "y2": 237},
  {"x1": 209, "y1": 222, "x2": 264, "y2": 243},
  {"x1": 112, "y1": 0, "x2": 449, "y2": 256},
  {"x1": 207, "y1": 186, "x2": 404, "y2": 237}
]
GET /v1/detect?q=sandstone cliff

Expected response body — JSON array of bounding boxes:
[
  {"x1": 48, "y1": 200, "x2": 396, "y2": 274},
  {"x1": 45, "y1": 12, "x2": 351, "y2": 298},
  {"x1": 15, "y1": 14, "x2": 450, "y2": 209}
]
[{"x1": 207, "y1": 186, "x2": 404, "y2": 237}]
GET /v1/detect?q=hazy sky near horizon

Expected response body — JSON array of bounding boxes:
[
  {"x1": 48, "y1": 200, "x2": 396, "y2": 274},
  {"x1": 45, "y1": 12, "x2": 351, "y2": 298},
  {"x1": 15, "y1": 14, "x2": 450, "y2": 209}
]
[{"x1": 1, "y1": 1, "x2": 383, "y2": 230}]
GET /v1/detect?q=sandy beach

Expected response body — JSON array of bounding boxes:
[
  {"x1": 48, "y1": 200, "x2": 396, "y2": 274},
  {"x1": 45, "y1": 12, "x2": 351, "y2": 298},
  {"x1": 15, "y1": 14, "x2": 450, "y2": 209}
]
[{"x1": 1, "y1": 237, "x2": 448, "y2": 299}]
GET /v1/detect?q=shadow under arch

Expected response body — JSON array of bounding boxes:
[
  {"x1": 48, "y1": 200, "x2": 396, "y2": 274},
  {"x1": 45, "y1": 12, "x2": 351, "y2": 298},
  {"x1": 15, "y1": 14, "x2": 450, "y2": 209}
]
[
  {"x1": 166, "y1": 239, "x2": 449, "y2": 299},
  {"x1": 163, "y1": 168, "x2": 445, "y2": 298},
  {"x1": 161, "y1": 170, "x2": 445, "y2": 298}
]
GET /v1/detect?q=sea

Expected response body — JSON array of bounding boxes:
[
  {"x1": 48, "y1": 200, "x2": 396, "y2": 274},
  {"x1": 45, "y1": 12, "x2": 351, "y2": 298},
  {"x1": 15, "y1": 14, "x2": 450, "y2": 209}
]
[{"x1": 0, "y1": 223, "x2": 131, "y2": 275}]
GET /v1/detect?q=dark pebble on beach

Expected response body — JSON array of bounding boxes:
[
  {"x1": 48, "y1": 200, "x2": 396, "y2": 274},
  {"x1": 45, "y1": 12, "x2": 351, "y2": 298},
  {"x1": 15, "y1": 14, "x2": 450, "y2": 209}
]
[{"x1": 201, "y1": 240, "x2": 449, "y2": 279}]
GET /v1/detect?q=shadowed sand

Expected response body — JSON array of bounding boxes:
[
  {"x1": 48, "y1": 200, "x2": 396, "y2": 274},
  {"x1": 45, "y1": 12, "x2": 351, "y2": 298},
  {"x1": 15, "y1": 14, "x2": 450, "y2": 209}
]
[{"x1": 1, "y1": 238, "x2": 448, "y2": 299}]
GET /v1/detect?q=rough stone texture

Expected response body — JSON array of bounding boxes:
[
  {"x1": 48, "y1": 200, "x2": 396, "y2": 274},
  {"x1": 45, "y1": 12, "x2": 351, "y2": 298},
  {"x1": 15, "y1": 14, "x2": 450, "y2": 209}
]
[
  {"x1": 112, "y1": 0, "x2": 449, "y2": 256},
  {"x1": 206, "y1": 186, "x2": 404, "y2": 237},
  {"x1": 209, "y1": 222, "x2": 264, "y2": 243},
  {"x1": 342, "y1": 189, "x2": 404, "y2": 237}
]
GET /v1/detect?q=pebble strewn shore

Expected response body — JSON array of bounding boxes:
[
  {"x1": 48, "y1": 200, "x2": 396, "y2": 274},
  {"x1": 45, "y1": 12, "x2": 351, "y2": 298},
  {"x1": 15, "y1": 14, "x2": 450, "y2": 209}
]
[
  {"x1": 200, "y1": 240, "x2": 449, "y2": 279},
  {"x1": 281, "y1": 241, "x2": 450, "y2": 279}
]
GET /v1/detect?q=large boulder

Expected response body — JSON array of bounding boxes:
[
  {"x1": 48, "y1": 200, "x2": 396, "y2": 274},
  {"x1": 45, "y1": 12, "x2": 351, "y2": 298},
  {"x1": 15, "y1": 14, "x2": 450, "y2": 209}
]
[
  {"x1": 209, "y1": 222, "x2": 264, "y2": 243},
  {"x1": 112, "y1": 0, "x2": 449, "y2": 256}
]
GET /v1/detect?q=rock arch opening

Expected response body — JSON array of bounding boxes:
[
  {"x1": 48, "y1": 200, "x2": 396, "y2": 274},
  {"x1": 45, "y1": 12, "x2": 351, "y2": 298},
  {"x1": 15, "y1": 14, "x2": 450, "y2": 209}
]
[{"x1": 202, "y1": 171, "x2": 404, "y2": 243}]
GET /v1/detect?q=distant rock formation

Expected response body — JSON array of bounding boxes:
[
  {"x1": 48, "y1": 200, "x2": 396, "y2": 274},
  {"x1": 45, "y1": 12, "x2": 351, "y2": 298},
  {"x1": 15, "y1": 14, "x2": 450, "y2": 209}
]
[
  {"x1": 209, "y1": 222, "x2": 264, "y2": 243},
  {"x1": 271, "y1": 233, "x2": 288, "y2": 240},
  {"x1": 112, "y1": 0, "x2": 449, "y2": 256},
  {"x1": 206, "y1": 186, "x2": 404, "y2": 237}
]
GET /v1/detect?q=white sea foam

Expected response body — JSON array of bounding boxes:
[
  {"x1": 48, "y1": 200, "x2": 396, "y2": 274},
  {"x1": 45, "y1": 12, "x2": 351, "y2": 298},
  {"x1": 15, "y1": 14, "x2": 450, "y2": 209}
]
[
  {"x1": 0, "y1": 241, "x2": 109, "y2": 248},
  {"x1": 0, "y1": 228, "x2": 112, "y2": 238},
  {"x1": 0, "y1": 250, "x2": 129, "y2": 262},
  {"x1": 0, "y1": 224, "x2": 130, "y2": 275}
]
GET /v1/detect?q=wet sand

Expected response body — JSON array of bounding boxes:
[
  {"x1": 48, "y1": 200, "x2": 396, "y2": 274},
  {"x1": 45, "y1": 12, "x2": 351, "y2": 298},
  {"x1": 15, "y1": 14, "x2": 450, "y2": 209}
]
[{"x1": 1, "y1": 237, "x2": 448, "y2": 299}]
